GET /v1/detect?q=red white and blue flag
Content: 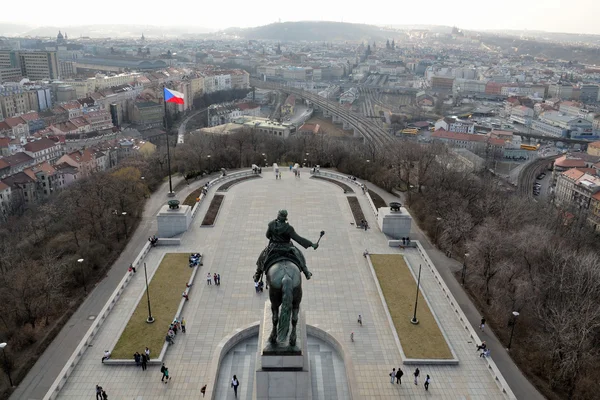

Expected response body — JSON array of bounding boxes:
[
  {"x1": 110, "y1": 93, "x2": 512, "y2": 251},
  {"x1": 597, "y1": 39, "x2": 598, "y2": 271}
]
[{"x1": 164, "y1": 88, "x2": 185, "y2": 105}]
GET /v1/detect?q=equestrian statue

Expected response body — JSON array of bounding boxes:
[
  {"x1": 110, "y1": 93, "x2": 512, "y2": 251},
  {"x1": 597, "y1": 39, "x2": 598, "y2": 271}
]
[{"x1": 254, "y1": 210, "x2": 324, "y2": 348}]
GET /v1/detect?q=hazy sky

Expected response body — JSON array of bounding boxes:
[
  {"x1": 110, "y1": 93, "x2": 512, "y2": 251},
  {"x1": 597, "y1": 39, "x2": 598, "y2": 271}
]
[{"x1": 3, "y1": 0, "x2": 600, "y2": 35}]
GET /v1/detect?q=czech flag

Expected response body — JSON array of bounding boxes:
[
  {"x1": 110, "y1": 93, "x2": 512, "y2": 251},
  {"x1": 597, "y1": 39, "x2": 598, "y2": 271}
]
[{"x1": 164, "y1": 88, "x2": 185, "y2": 105}]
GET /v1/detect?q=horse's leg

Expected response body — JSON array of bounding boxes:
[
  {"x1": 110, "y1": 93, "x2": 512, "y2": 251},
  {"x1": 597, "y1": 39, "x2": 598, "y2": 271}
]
[
  {"x1": 269, "y1": 295, "x2": 280, "y2": 344},
  {"x1": 289, "y1": 285, "x2": 302, "y2": 347}
]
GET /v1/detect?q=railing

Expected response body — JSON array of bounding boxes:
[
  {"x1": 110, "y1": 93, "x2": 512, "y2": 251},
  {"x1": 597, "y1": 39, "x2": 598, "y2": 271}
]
[
  {"x1": 414, "y1": 241, "x2": 517, "y2": 399},
  {"x1": 190, "y1": 169, "x2": 255, "y2": 220},
  {"x1": 365, "y1": 192, "x2": 378, "y2": 218},
  {"x1": 42, "y1": 242, "x2": 153, "y2": 400},
  {"x1": 311, "y1": 170, "x2": 365, "y2": 190}
]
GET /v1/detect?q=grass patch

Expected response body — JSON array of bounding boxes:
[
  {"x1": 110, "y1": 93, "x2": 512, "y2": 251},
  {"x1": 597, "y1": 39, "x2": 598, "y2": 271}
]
[
  {"x1": 217, "y1": 175, "x2": 260, "y2": 191},
  {"x1": 347, "y1": 196, "x2": 366, "y2": 226},
  {"x1": 370, "y1": 254, "x2": 453, "y2": 359},
  {"x1": 111, "y1": 253, "x2": 193, "y2": 359},
  {"x1": 368, "y1": 189, "x2": 387, "y2": 209},
  {"x1": 201, "y1": 194, "x2": 224, "y2": 226},
  {"x1": 311, "y1": 175, "x2": 354, "y2": 192},
  {"x1": 183, "y1": 187, "x2": 203, "y2": 207}
]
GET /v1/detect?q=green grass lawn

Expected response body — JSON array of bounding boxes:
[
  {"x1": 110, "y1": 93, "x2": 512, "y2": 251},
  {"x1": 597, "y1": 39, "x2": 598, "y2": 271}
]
[
  {"x1": 370, "y1": 254, "x2": 453, "y2": 359},
  {"x1": 111, "y1": 253, "x2": 193, "y2": 359}
]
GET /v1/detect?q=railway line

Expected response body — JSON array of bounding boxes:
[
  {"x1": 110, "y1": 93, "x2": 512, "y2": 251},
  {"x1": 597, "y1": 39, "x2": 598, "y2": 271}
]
[
  {"x1": 252, "y1": 80, "x2": 393, "y2": 148},
  {"x1": 517, "y1": 155, "x2": 560, "y2": 198}
]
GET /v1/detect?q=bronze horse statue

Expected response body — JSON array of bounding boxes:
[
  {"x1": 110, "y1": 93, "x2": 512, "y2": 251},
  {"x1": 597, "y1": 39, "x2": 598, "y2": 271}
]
[{"x1": 265, "y1": 259, "x2": 303, "y2": 346}]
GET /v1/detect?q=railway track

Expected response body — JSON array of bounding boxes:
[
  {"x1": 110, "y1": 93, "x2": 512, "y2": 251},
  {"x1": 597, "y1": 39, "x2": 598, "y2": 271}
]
[
  {"x1": 517, "y1": 155, "x2": 560, "y2": 198},
  {"x1": 253, "y1": 81, "x2": 393, "y2": 147}
]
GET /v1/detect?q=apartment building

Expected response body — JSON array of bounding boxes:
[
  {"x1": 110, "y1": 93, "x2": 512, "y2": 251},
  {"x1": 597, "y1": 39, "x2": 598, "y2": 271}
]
[
  {"x1": 510, "y1": 106, "x2": 534, "y2": 125},
  {"x1": 434, "y1": 117, "x2": 475, "y2": 134},
  {"x1": 555, "y1": 168, "x2": 600, "y2": 210}
]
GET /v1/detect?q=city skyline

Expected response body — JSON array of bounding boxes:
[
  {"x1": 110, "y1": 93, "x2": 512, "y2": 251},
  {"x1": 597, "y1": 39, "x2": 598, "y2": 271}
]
[{"x1": 3, "y1": 0, "x2": 600, "y2": 36}]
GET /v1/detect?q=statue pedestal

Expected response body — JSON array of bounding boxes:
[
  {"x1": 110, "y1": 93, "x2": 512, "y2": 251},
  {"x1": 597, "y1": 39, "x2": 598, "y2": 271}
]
[
  {"x1": 254, "y1": 301, "x2": 311, "y2": 400},
  {"x1": 377, "y1": 206, "x2": 412, "y2": 239},
  {"x1": 156, "y1": 204, "x2": 192, "y2": 238}
]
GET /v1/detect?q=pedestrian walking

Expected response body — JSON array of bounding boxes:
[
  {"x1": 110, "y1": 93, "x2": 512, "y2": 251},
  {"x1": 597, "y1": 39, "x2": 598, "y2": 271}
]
[
  {"x1": 207, "y1": 273, "x2": 212, "y2": 285},
  {"x1": 350, "y1": 331, "x2": 354, "y2": 342},
  {"x1": 395, "y1": 368, "x2": 403, "y2": 384},
  {"x1": 413, "y1": 368, "x2": 420, "y2": 385},
  {"x1": 213, "y1": 273, "x2": 217, "y2": 285},
  {"x1": 102, "y1": 389, "x2": 108, "y2": 400},
  {"x1": 390, "y1": 368, "x2": 396, "y2": 383},
  {"x1": 231, "y1": 375, "x2": 240, "y2": 398},
  {"x1": 95, "y1": 385, "x2": 103, "y2": 400},
  {"x1": 358, "y1": 314, "x2": 362, "y2": 325},
  {"x1": 217, "y1": 273, "x2": 221, "y2": 285},
  {"x1": 480, "y1": 317, "x2": 486, "y2": 332},
  {"x1": 141, "y1": 353, "x2": 147, "y2": 371},
  {"x1": 424, "y1": 374, "x2": 431, "y2": 391},
  {"x1": 201, "y1": 384, "x2": 207, "y2": 397},
  {"x1": 181, "y1": 317, "x2": 186, "y2": 333},
  {"x1": 161, "y1": 363, "x2": 167, "y2": 382},
  {"x1": 255, "y1": 281, "x2": 259, "y2": 293},
  {"x1": 164, "y1": 367, "x2": 171, "y2": 384},
  {"x1": 145, "y1": 347, "x2": 150, "y2": 360}
]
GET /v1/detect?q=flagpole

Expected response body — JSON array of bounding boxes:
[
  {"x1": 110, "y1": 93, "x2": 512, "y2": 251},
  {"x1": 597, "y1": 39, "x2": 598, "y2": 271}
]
[{"x1": 163, "y1": 85, "x2": 174, "y2": 196}]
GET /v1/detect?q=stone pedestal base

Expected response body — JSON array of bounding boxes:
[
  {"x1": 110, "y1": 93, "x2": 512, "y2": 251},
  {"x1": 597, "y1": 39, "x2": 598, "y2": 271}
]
[
  {"x1": 156, "y1": 204, "x2": 192, "y2": 238},
  {"x1": 377, "y1": 206, "x2": 412, "y2": 239},
  {"x1": 255, "y1": 301, "x2": 311, "y2": 400}
]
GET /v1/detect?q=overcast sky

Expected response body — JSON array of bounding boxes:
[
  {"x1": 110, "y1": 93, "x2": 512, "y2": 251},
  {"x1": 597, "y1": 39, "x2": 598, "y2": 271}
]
[{"x1": 3, "y1": 0, "x2": 600, "y2": 35}]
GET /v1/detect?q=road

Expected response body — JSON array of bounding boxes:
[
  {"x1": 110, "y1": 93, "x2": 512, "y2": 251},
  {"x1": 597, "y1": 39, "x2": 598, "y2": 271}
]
[
  {"x1": 363, "y1": 183, "x2": 545, "y2": 400},
  {"x1": 177, "y1": 109, "x2": 206, "y2": 144},
  {"x1": 9, "y1": 175, "x2": 215, "y2": 400}
]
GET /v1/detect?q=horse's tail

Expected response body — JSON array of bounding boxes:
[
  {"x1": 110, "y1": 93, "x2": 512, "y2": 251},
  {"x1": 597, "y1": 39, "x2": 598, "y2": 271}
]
[{"x1": 277, "y1": 273, "x2": 293, "y2": 342}]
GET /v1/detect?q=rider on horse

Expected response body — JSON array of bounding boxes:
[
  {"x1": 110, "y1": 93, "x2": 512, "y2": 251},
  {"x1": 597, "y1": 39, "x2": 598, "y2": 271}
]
[{"x1": 254, "y1": 210, "x2": 318, "y2": 283}]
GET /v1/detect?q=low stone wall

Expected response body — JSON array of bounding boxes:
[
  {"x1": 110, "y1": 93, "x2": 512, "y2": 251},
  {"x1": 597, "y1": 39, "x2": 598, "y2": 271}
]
[
  {"x1": 414, "y1": 242, "x2": 516, "y2": 398},
  {"x1": 42, "y1": 242, "x2": 153, "y2": 400}
]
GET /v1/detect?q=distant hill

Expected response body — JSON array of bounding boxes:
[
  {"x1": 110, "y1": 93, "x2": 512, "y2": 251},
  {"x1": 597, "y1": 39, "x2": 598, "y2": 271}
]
[
  {"x1": 0, "y1": 23, "x2": 32, "y2": 37},
  {"x1": 227, "y1": 21, "x2": 399, "y2": 42},
  {"x1": 0, "y1": 23, "x2": 215, "y2": 38}
]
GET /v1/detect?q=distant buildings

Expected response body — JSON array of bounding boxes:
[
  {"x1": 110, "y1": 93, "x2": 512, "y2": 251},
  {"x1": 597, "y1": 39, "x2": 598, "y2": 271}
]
[{"x1": 0, "y1": 50, "x2": 59, "y2": 80}]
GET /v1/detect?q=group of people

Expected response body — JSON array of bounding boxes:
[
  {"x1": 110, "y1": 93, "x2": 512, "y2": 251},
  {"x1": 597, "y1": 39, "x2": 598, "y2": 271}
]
[
  {"x1": 189, "y1": 253, "x2": 202, "y2": 267},
  {"x1": 95, "y1": 384, "x2": 108, "y2": 400},
  {"x1": 166, "y1": 318, "x2": 185, "y2": 345},
  {"x1": 132, "y1": 347, "x2": 151, "y2": 370},
  {"x1": 148, "y1": 235, "x2": 158, "y2": 247},
  {"x1": 254, "y1": 280, "x2": 265, "y2": 293},
  {"x1": 389, "y1": 367, "x2": 431, "y2": 391},
  {"x1": 400, "y1": 237, "x2": 411, "y2": 246},
  {"x1": 360, "y1": 219, "x2": 369, "y2": 231},
  {"x1": 293, "y1": 169, "x2": 301, "y2": 178},
  {"x1": 206, "y1": 272, "x2": 221, "y2": 285},
  {"x1": 477, "y1": 341, "x2": 491, "y2": 358},
  {"x1": 274, "y1": 171, "x2": 282, "y2": 179}
]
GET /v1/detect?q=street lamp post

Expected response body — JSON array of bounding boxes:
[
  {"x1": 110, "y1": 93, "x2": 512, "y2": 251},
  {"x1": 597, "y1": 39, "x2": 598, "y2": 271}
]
[
  {"x1": 77, "y1": 258, "x2": 87, "y2": 294},
  {"x1": 507, "y1": 311, "x2": 520, "y2": 350},
  {"x1": 411, "y1": 264, "x2": 423, "y2": 325},
  {"x1": 0, "y1": 343, "x2": 13, "y2": 387},
  {"x1": 435, "y1": 217, "x2": 442, "y2": 245},
  {"x1": 207, "y1": 155, "x2": 212, "y2": 173},
  {"x1": 306, "y1": 153, "x2": 309, "y2": 167},
  {"x1": 122, "y1": 212, "x2": 127, "y2": 239},
  {"x1": 143, "y1": 263, "x2": 155, "y2": 323},
  {"x1": 461, "y1": 253, "x2": 469, "y2": 285}
]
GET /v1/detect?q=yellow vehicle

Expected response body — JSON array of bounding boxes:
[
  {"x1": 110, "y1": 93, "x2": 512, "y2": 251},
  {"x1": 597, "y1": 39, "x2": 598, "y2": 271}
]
[
  {"x1": 520, "y1": 144, "x2": 540, "y2": 151},
  {"x1": 401, "y1": 128, "x2": 419, "y2": 135}
]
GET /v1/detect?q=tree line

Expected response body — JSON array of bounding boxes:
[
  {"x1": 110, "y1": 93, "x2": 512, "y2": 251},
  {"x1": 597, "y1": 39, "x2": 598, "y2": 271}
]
[{"x1": 0, "y1": 154, "x2": 164, "y2": 399}]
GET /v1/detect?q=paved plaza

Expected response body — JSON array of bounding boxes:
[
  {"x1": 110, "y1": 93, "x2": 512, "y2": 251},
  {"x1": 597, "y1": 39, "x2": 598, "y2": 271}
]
[{"x1": 55, "y1": 171, "x2": 512, "y2": 399}]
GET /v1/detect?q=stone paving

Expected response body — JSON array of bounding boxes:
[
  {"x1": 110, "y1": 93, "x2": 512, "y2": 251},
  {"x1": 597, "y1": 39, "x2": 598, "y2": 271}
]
[{"x1": 55, "y1": 170, "x2": 511, "y2": 400}]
